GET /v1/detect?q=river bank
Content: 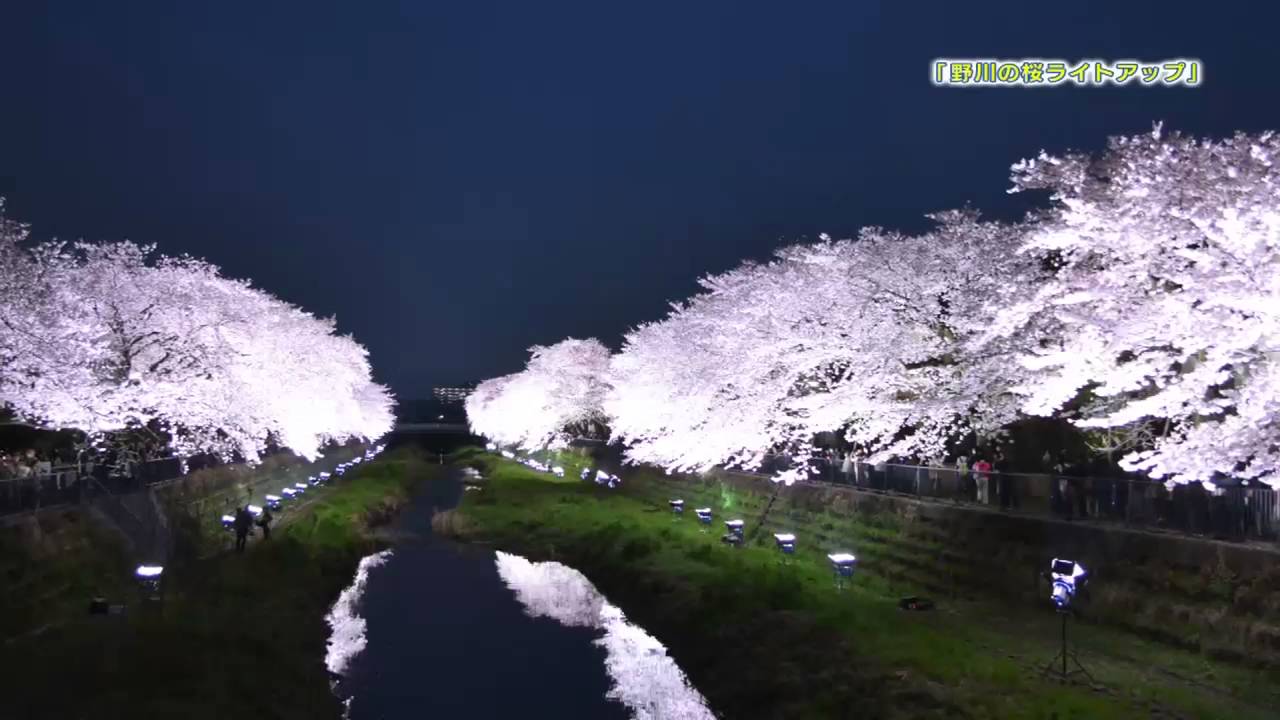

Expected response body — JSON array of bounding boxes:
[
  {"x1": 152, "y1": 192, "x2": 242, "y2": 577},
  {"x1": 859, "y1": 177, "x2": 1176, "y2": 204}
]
[
  {"x1": 0, "y1": 446, "x2": 435, "y2": 720},
  {"x1": 439, "y1": 448, "x2": 1280, "y2": 720}
]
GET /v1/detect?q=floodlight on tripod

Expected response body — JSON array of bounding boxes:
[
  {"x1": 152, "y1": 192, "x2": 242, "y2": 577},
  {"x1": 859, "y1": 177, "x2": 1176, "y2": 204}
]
[{"x1": 1041, "y1": 558, "x2": 1094, "y2": 685}]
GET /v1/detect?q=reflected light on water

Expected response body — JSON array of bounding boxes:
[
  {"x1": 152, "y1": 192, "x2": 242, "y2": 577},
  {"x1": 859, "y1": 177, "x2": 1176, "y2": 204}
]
[
  {"x1": 326, "y1": 549, "x2": 394, "y2": 677},
  {"x1": 494, "y1": 551, "x2": 716, "y2": 720}
]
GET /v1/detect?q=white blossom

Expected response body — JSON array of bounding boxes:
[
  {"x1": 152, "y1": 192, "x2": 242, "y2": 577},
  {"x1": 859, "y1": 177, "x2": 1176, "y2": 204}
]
[
  {"x1": 0, "y1": 206, "x2": 395, "y2": 461},
  {"x1": 993, "y1": 128, "x2": 1280, "y2": 485},
  {"x1": 606, "y1": 212, "x2": 1035, "y2": 481},
  {"x1": 466, "y1": 338, "x2": 611, "y2": 450}
]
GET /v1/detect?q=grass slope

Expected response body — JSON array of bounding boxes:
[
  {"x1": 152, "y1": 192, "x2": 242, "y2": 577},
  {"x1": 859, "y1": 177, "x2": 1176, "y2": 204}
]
[
  {"x1": 446, "y1": 449, "x2": 1280, "y2": 720},
  {"x1": 0, "y1": 446, "x2": 434, "y2": 720}
]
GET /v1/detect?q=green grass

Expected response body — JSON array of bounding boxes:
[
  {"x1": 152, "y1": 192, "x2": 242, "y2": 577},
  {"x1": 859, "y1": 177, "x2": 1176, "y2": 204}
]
[
  {"x1": 449, "y1": 451, "x2": 1280, "y2": 720},
  {"x1": 0, "y1": 446, "x2": 436, "y2": 720},
  {"x1": 0, "y1": 510, "x2": 135, "y2": 641}
]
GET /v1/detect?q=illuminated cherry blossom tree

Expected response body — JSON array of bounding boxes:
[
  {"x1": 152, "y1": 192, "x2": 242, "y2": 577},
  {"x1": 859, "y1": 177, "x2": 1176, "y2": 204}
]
[
  {"x1": 607, "y1": 212, "x2": 1036, "y2": 481},
  {"x1": 466, "y1": 127, "x2": 1276, "y2": 488},
  {"x1": 466, "y1": 338, "x2": 611, "y2": 450},
  {"x1": 0, "y1": 207, "x2": 394, "y2": 461},
  {"x1": 987, "y1": 125, "x2": 1280, "y2": 486}
]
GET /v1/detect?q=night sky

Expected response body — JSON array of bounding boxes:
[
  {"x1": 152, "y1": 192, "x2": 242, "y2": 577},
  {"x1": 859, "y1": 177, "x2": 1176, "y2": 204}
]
[{"x1": 1, "y1": 2, "x2": 1277, "y2": 400}]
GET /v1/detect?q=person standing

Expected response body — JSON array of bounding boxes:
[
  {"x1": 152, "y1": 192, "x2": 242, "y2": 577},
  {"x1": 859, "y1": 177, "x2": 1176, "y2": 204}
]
[
  {"x1": 972, "y1": 457, "x2": 993, "y2": 505},
  {"x1": 233, "y1": 505, "x2": 252, "y2": 553},
  {"x1": 994, "y1": 450, "x2": 1013, "y2": 510},
  {"x1": 257, "y1": 506, "x2": 274, "y2": 541}
]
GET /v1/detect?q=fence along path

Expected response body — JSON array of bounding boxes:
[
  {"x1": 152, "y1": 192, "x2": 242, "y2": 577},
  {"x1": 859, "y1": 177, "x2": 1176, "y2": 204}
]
[{"x1": 732, "y1": 457, "x2": 1279, "y2": 545}]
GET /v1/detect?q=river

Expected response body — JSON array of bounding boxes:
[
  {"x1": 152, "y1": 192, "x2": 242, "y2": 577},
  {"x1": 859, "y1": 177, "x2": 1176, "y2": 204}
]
[{"x1": 326, "y1": 464, "x2": 715, "y2": 719}]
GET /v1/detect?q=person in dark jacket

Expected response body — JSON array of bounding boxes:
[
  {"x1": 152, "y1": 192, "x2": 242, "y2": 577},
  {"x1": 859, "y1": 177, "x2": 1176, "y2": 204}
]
[
  {"x1": 257, "y1": 506, "x2": 274, "y2": 541},
  {"x1": 233, "y1": 505, "x2": 252, "y2": 553}
]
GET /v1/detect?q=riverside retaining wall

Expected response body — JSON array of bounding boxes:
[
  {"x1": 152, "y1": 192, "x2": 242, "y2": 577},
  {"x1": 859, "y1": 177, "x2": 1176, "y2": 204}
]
[{"x1": 619, "y1": 466, "x2": 1280, "y2": 666}]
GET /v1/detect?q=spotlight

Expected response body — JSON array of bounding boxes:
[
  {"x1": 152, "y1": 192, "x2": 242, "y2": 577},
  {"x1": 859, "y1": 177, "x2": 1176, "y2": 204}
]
[
  {"x1": 607, "y1": 474, "x2": 621, "y2": 489},
  {"x1": 294, "y1": 482, "x2": 309, "y2": 492},
  {"x1": 669, "y1": 499, "x2": 685, "y2": 517},
  {"x1": 722, "y1": 519, "x2": 745, "y2": 546},
  {"x1": 828, "y1": 553, "x2": 857, "y2": 589},
  {"x1": 552, "y1": 465, "x2": 565, "y2": 478},
  {"x1": 580, "y1": 467, "x2": 591, "y2": 481},
  {"x1": 221, "y1": 514, "x2": 235, "y2": 530},
  {"x1": 774, "y1": 533, "x2": 796, "y2": 558},
  {"x1": 595, "y1": 470, "x2": 610, "y2": 484},
  {"x1": 695, "y1": 508, "x2": 712, "y2": 530},
  {"x1": 282, "y1": 487, "x2": 298, "y2": 499},
  {"x1": 135, "y1": 565, "x2": 164, "y2": 598},
  {"x1": 319, "y1": 471, "x2": 331, "y2": 482},
  {"x1": 247, "y1": 504, "x2": 263, "y2": 517},
  {"x1": 265, "y1": 494, "x2": 283, "y2": 510},
  {"x1": 1048, "y1": 558, "x2": 1086, "y2": 611}
]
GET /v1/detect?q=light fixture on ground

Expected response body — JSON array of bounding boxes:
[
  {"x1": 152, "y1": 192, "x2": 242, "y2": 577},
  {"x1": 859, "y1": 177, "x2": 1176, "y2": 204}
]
[
  {"x1": 722, "y1": 519, "x2": 745, "y2": 546},
  {"x1": 282, "y1": 487, "x2": 299, "y2": 499},
  {"x1": 294, "y1": 482, "x2": 309, "y2": 492},
  {"x1": 318, "y1": 471, "x2": 331, "y2": 483},
  {"x1": 828, "y1": 553, "x2": 857, "y2": 590},
  {"x1": 695, "y1": 508, "x2": 712, "y2": 531},
  {"x1": 135, "y1": 565, "x2": 164, "y2": 599},
  {"x1": 1041, "y1": 558, "x2": 1093, "y2": 684},
  {"x1": 247, "y1": 504, "x2": 263, "y2": 517},
  {"x1": 551, "y1": 465, "x2": 565, "y2": 478},
  {"x1": 774, "y1": 533, "x2": 796, "y2": 561},
  {"x1": 265, "y1": 494, "x2": 283, "y2": 510},
  {"x1": 669, "y1": 499, "x2": 684, "y2": 518},
  {"x1": 221, "y1": 514, "x2": 235, "y2": 530}
]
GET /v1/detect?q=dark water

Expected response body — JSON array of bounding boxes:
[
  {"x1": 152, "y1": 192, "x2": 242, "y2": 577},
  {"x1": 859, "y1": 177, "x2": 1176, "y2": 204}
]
[{"x1": 336, "y1": 466, "x2": 630, "y2": 719}]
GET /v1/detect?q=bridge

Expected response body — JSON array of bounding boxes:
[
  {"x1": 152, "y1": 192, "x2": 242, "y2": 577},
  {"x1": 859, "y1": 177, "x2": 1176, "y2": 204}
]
[{"x1": 393, "y1": 422, "x2": 471, "y2": 434}]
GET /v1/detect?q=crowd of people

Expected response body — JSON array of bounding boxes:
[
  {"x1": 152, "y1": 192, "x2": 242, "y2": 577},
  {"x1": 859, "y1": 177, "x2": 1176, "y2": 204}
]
[
  {"x1": 0, "y1": 448, "x2": 55, "y2": 480},
  {"x1": 792, "y1": 447, "x2": 1279, "y2": 542},
  {"x1": 0, "y1": 449, "x2": 64, "y2": 511}
]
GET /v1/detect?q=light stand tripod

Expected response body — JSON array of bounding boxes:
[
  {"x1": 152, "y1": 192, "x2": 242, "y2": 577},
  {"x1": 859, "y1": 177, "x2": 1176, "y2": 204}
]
[{"x1": 1041, "y1": 609, "x2": 1093, "y2": 684}]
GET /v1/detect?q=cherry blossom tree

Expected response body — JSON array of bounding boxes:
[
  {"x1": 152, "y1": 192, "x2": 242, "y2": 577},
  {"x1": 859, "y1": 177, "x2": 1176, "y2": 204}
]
[
  {"x1": 607, "y1": 212, "x2": 1037, "y2": 482},
  {"x1": 0, "y1": 205, "x2": 395, "y2": 462},
  {"x1": 466, "y1": 338, "x2": 611, "y2": 450},
  {"x1": 986, "y1": 125, "x2": 1280, "y2": 486}
]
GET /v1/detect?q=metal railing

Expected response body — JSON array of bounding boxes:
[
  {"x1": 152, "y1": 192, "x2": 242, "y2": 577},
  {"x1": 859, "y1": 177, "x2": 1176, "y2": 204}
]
[
  {"x1": 737, "y1": 458, "x2": 1278, "y2": 544},
  {"x1": 0, "y1": 467, "x2": 85, "y2": 516}
]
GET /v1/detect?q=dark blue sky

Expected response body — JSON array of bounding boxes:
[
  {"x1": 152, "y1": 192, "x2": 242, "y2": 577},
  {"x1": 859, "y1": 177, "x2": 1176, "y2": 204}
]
[{"x1": 1, "y1": 1, "x2": 1276, "y2": 399}]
